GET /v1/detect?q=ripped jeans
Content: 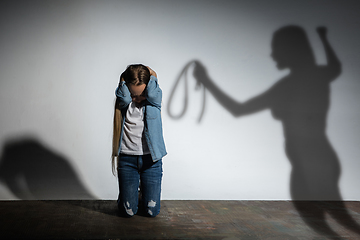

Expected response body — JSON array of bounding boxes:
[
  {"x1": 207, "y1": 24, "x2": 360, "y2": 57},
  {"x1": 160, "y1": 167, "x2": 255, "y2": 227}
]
[{"x1": 117, "y1": 154, "x2": 163, "y2": 217}]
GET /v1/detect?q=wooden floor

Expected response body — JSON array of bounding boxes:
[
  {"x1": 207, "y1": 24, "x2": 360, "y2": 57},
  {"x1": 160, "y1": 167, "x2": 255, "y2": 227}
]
[{"x1": 1, "y1": 200, "x2": 360, "y2": 239}]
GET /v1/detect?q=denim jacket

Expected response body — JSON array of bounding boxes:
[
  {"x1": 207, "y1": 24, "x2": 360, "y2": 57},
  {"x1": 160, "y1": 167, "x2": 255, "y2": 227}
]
[{"x1": 115, "y1": 75, "x2": 167, "y2": 162}]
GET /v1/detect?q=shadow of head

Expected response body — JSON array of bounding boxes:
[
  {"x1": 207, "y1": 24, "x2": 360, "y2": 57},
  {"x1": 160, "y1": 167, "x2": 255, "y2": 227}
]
[
  {"x1": 271, "y1": 25, "x2": 316, "y2": 70},
  {"x1": 0, "y1": 137, "x2": 95, "y2": 200}
]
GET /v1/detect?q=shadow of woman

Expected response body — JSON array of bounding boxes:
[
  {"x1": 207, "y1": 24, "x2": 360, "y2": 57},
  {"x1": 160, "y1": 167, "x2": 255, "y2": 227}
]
[
  {"x1": 0, "y1": 137, "x2": 96, "y2": 200},
  {"x1": 190, "y1": 26, "x2": 360, "y2": 238}
]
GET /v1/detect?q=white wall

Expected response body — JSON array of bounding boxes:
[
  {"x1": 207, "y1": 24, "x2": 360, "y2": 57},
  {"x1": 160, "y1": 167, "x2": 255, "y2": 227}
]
[{"x1": 0, "y1": 0, "x2": 359, "y2": 200}]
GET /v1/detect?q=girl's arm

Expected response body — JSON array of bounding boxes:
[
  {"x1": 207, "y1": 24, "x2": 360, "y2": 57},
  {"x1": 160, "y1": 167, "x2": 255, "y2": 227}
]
[
  {"x1": 145, "y1": 75, "x2": 162, "y2": 109},
  {"x1": 317, "y1": 27, "x2": 342, "y2": 81},
  {"x1": 115, "y1": 74, "x2": 132, "y2": 109}
]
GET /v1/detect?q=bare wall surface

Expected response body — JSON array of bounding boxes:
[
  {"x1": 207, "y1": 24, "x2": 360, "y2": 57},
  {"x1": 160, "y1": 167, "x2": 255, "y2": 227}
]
[{"x1": 0, "y1": 0, "x2": 360, "y2": 200}]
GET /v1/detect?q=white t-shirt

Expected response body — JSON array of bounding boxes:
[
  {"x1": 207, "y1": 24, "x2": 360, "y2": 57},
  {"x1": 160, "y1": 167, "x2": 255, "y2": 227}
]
[{"x1": 120, "y1": 102, "x2": 150, "y2": 155}]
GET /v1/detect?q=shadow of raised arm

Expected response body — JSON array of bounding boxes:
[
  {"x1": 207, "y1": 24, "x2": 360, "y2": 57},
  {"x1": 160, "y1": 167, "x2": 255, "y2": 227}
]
[{"x1": 317, "y1": 27, "x2": 342, "y2": 81}]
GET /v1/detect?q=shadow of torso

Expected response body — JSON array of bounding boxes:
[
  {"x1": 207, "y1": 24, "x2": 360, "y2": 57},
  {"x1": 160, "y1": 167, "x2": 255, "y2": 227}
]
[{"x1": 268, "y1": 67, "x2": 340, "y2": 200}]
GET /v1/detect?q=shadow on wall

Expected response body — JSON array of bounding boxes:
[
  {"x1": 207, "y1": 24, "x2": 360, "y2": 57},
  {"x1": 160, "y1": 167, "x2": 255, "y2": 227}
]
[
  {"x1": 169, "y1": 26, "x2": 360, "y2": 238},
  {"x1": 0, "y1": 137, "x2": 96, "y2": 200},
  {"x1": 167, "y1": 61, "x2": 207, "y2": 123}
]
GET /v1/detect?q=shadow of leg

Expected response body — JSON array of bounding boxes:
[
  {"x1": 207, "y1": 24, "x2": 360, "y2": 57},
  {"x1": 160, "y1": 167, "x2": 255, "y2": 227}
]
[
  {"x1": 326, "y1": 202, "x2": 360, "y2": 236},
  {"x1": 293, "y1": 201, "x2": 341, "y2": 239}
]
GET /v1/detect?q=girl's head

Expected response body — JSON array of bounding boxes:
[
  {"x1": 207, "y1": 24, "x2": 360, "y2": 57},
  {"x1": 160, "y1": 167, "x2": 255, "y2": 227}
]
[
  {"x1": 122, "y1": 64, "x2": 150, "y2": 103},
  {"x1": 271, "y1": 26, "x2": 315, "y2": 70},
  {"x1": 112, "y1": 64, "x2": 150, "y2": 175}
]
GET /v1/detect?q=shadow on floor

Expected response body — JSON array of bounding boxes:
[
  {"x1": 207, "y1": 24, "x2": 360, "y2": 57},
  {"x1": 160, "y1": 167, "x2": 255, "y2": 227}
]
[
  {"x1": 0, "y1": 137, "x2": 96, "y2": 200},
  {"x1": 293, "y1": 201, "x2": 360, "y2": 239}
]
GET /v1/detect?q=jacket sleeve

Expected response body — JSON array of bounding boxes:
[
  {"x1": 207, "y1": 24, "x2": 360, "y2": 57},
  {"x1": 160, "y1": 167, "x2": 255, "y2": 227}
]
[
  {"x1": 115, "y1": 81, "x2": 132, "y2": 109},
  {"x1": 146, "y1": 75, "x2": 162, "y2": 109}
]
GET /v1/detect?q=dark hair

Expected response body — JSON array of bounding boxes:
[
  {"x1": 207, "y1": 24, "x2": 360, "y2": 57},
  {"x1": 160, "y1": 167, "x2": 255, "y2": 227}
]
[{"x1": 122, "y1": 64, "x2": 150, "y2": 86}]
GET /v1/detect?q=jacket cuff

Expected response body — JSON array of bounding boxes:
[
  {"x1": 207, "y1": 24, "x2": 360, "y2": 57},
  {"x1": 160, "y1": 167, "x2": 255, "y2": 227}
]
[{"x1": 150, "y1": 75, "x2": 158, "y2": 82}]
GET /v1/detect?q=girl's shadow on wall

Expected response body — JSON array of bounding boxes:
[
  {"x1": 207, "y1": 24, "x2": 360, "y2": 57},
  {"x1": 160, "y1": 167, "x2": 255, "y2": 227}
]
[
  {"x1": 0, "y1": 137, "x2": 95, "y2": 200},
  {"x1": 179, "y1": 26, "x2": 360, "y2": 238}
]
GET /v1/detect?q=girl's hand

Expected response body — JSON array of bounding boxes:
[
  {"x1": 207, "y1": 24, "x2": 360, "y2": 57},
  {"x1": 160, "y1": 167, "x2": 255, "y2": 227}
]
[
  {"x1": 120, "y1": 72, "x2": 125, "y2": 82},
  {"x1": 147, "y1": 66, "x2": 157, "y2": 78}
]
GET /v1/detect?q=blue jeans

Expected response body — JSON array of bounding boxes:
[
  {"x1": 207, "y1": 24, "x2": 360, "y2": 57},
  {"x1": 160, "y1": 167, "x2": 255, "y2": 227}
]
[{"x1": 117, "y1": 154, "x2": 163, "y2": 217}]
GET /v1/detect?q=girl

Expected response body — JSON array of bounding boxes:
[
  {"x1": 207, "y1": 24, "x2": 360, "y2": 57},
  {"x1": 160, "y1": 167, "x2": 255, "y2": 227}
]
[{"x1": 112, "y1": 64, "x2": 166, "y2": 217}]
